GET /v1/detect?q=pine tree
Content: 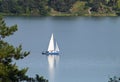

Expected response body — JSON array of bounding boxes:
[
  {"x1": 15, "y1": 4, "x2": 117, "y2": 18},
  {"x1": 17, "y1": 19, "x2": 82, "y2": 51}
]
[{"x1": 0, "y1": 16, "x2": 48, "y2": 82}]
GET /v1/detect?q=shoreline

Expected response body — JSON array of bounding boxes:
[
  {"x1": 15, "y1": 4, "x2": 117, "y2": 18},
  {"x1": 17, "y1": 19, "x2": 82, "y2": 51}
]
[{"x1": 0, "y1": 13, "x2": 117, "y2": 16}]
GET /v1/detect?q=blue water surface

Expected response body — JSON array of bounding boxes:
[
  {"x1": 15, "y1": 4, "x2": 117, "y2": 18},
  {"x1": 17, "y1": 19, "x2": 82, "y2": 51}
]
[{"x1": 4, "y1": 16, "x2": 120, "y2": 82}]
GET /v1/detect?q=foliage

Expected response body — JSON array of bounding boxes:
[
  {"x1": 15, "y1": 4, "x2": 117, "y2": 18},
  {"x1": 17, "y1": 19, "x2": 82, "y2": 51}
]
[
  {"x1": 108, "y1": 76, "x2": 120, "y2": 82},
  {"x1": 70, "y1": 1, "x2": 88, "y2": 16},
  {"x1": 0, "y1": 16, "x2": 48, "y2": 82},
  {"x1": 0, "y1": 0, "x2": 120, "y2": 16},
  {"x1": 0, "y1": 0, "x2": 50, "y2": 16},
  {"x1": 49, "y1": 0, "x2": 76, "y2": 12}
]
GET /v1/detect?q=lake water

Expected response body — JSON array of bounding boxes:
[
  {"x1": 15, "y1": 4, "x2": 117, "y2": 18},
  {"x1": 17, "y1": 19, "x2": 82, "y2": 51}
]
[{"x1": 4, "y1": 16, "x2": 120, "y2": 82}]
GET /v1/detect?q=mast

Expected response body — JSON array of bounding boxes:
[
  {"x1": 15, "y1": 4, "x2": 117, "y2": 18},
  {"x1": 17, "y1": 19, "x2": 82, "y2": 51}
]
[{"x1": 48, "y1": 33, "x2": 54, "y2": 52}]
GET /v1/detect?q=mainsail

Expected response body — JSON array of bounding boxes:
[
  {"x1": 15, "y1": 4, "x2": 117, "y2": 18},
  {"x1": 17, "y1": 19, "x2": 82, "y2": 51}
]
[
  {"x1": 48, "y1": 33, "x2": 54, "y2": 52},
  {"x1": 45, "y1": 33, "x2": 60, "y2": 55}
]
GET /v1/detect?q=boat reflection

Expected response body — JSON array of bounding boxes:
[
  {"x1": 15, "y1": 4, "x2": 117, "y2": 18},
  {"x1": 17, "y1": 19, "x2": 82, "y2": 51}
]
[{"x1": 48, "y1": 55, "x2": 60, "y2": 82}]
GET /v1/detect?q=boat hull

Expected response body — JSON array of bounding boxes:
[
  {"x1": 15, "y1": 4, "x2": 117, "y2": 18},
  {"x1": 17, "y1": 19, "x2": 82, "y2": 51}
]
[{"x1": 42, "y1": 51, "x2": 59, "y2": 55}]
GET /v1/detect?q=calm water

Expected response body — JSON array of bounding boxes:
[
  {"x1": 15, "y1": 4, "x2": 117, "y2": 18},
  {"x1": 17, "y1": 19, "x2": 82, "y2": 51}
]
[{"x1": 4, "y1": 16, "x2": 120, "y2": 82}]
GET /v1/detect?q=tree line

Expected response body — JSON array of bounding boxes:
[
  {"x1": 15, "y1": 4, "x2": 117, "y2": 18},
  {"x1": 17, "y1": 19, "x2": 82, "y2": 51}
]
[
  {"x1": 0, "y1": 0, "x2": 120, "y2": 16},
  {"x1": 0, "y1": 0, "x2": 50, "y2": 16}
]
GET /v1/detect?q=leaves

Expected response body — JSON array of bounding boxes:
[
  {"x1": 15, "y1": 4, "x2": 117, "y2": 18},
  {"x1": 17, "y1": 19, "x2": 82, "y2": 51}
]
[
  {"x1": 108, "y1": 76, "x2": 120, "y2": 82},
  {"x1": 14, "y1": 45, "x2": 30, "y2": 60},
  {"x1": 0, "y1": 0, "x2": 50, "y2": 16},
  {"x1": 0, "y1": 18, "x2": 17, "y2": 38}
]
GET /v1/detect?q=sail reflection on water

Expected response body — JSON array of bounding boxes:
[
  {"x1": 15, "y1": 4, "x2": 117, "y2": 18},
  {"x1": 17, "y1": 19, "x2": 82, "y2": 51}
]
[
  {"x1": 48, "y1": 55, "x2": 60, "y2": 82},
  {"x1": 43, "y1": 33, "x2": 60, "y2": 82},
  {"x1": 48, "y1": 55, "x2": 55, "y2": 69}
]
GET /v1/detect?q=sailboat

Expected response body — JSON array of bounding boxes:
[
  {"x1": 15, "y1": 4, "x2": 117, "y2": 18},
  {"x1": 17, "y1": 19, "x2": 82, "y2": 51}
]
[{"x1": 42, "y1": 33, "x2": 60, "y2": 55}]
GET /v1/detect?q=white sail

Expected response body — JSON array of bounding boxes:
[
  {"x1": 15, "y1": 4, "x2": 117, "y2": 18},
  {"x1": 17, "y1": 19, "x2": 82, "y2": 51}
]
[
  {"x1": 48, "y1": 33, "x2": 54, "y2": 52},
  {"x1": 55, "y1": 42, "x2": 60, "y2": 52}
]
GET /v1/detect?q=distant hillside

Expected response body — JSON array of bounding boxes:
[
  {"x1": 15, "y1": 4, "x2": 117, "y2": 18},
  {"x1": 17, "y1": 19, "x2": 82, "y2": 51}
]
[{"x1": 0, "y1": 0, "x2": 120, "y2": 16}]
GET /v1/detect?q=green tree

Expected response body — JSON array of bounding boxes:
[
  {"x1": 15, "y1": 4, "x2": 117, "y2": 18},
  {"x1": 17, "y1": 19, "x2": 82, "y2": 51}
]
[
  {"x1": 116, "y1": 0, "x2": 120, "y2": 9},
  {"x1": 0, "y1": 16, "x2": 48, "y2": 82},
  {"x1": 49, "y1": 0, "x2": 77, "y2": 12},
  {"x1": 35, "y1": 0, "x2": 50, "y2": 16},
  {"x1": 108, "y1": 76, "x2": 120, "y2": 82}
]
